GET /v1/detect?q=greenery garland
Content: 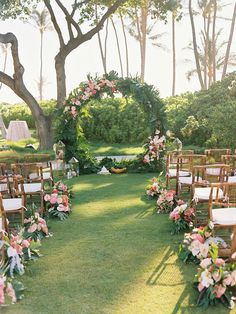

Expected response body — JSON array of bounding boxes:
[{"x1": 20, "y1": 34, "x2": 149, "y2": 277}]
[{"x1": 55, "y1": 71, "x2": 165, "y2": 173}]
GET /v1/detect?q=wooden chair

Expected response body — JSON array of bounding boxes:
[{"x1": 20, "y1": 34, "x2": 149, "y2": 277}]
[
  {"x1": 208, "y1": 182, "x2": 236, "y2": 257},
  {"x1": 0, "y1": 193, "x2": 8, "y2": 234},
  {"x1": 192, "y1": 164, "x2": 230, "y2": 204},
  {"x1": 221, "y1": 155, "x2": 236, "y2": 183},
  {"x1": 205, "y1": 149, "x2": 231, "y2": 164},
  {"x1": 176, "y1": 154, "x2": 206, "y2": 196},
  {"x1": 0, "y1": 189, "x2": 25, "y2": 228},
  {"x1": 13, "y1": 175, "x2": 44, "y2": 214},
  {"x1": 166, "y1": 150, "x2": 194, "y2": 187}
]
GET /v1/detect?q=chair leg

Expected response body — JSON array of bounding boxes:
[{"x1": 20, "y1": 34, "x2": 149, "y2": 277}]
[{"x1": 231, "y1": 226, "x2": 236, "y2": 255}]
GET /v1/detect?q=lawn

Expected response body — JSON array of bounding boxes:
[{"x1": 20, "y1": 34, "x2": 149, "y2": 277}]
[
  {"x1": 2, "y1": 173, "x2": 232, "y2": 314},
  {"x1": 88, "y1": 141, "x2": 144, "y2": 156}
]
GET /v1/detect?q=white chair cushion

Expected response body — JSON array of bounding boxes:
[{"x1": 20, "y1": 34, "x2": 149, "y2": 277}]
[
  {"x1": 206, "y1": 168, "x2": 221, "y2": 175},
  {"x1": 43, "y1": 172, "x2": 51, "y2": 180},
  {"x1": 228, "y1": 176, "x2": 236, "y2": 183},
  {"x1": 29, "y1": 172, "x2": 39, "y2": 180},
  {"x1": 212, "y1": 207, "x2": 236, "y2": 225},
  {"x1": 168, "y1": 169, "x2": 190, "y2": 177},
  {"x1": 194, "y1": 187, "x2": 224, "y2": 201},
  {"x1": 0, "y1": 184, "x2": 8, "y2": 192},
  {"x1": 179, "y1": 176, "x2": 202, "y2": 185},
  {"x1": 3, "y1": 198, "x2": 23, "y2": 211},
  {"x1": 20, "y1": 183, "x2": 42, "y2": 193}
]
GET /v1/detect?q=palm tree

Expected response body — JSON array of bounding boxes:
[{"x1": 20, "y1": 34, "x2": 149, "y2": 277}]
[
  {"x1": 185, "y1": 30, "x2": 236, "y2": 85},
  {"x1": 29, "y1": 8, "x2": 53, "y2": 101}
]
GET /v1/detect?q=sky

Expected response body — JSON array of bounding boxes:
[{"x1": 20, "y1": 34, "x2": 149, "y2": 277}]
[{"x1": 0, "y1": 1, "x2": 235, "y2": 103}]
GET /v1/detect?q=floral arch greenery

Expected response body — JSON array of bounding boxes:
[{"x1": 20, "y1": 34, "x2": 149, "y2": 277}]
[{"x1": 55, "y1": 72, "x2": 166, "y2": 172}]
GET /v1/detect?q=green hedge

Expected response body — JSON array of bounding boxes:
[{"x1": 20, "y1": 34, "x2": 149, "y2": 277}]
[
  {"x1": 80, "y1": 98, "x2": 150, "y2": 144},
  {"x1": 164, "y1": 72, "x2": 236, "y2": 149}
]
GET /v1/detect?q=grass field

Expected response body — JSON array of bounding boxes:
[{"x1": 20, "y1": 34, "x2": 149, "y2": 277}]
[{"x1": 2, "y1": 173, "x2": 232, "y2": 314}]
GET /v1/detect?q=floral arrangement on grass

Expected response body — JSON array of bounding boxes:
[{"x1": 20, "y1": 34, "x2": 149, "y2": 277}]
[
  {"x1": 23, "y1": 205, "x2": 49, "y2": 241},
  {"x1": 156, "y1": 189, "x2": 176, "y2": 213},
  {"x1": 146, "y1": 176, "x2": 165, "y2": 198},
  {"x1": 0, "y1": 276, "x2": 24, "y2": 305},
  {"x1": 194, "y1": 248, "x2": 236, "y2": 309},
  {"x1": 44, "y1": 181, "x2": 72, "y2": 220},
  {"x1": 169, "y1": 202, "x2": 195, "y2": 234},
  {"x1": 54, "y1": 180, "x2": 72, "y2": 198},
  {"x1": 64, "y1": 78, "x2": 116, "y2": 118},
  {"x1": 179, "y1": 222, "x2": 227, "y2": 264},
  {"x1": 143, "y1": 130, "x2": 166, "y2": 164}
]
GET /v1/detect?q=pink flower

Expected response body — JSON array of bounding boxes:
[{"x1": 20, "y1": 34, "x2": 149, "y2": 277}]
[
  {"x1": 177, "y1": 199, "x2": 185, "y2": 205},
  {"x1": 22, "y1": 239, "x2": 30, "y2": 248},
  {"x1": 6, "y1": 282, "x2": 16, "y2": 304},
  {"x1": 44, "y1": 194, "x2": 51, "y2": 202},
  {"x1": 231, "y1": 270, "x2": 236, "y2": 286},
  {"x1": 57, "y1": 204, "x2": 66, "y2": 212},
  {"x1": 212, "y1": 271, "x2": 221, "y2": 283},
  {"x1": 198, "y1": 282, "x2": 205, "y2": 292},
  {"x1": 200, "y1": 258, "x2": 212, "y2": 269},
  {"x1": 223, "y1": 275, "x2": 232, "y2": 286},
  {"x1": 143, "y1": 154, "x2": 150, "y2": 164},
  {"x1": 214, "y1": 258, "x2": 225, "y2": 267},
  {"x1": 214, "y1": 284, "x2": 226, "y2": 298},
  {"x1": 28, "y1": 223, "x2": 37, "y2": 233},
  {"x1": 192, "y1": 233, "x2": 205, "y2": 244},
  {"x1": 50, "y1": 194, "x2": 58, "y2": 205}
]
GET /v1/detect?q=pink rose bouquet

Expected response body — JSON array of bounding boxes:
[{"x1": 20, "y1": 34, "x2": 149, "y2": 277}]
[
  {"x1": 44, "y1": 189, "x2": 71, "y2": 220},
  {"x1": 156, "y1": 189, "x2": 176, "y2": 213},
  {"x1": 143, "y1": 130, "x2": 166, "y2": 164},
  {"x1": 169, "y1": 202, "x2": 195, "y2": 234},
  {"x1": 146, "y1": 176, "x2": 164, "y2": 198}
]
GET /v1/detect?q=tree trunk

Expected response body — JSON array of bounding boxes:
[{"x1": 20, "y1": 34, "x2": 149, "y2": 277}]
[
  {"x1": 189, "y1": 0, "x2": 205, "y2": 90},
  {"x1": 111, "y1": 17, "x2": 123, "y2": 77},
  {"x1": 55, "y1": 53, "x2": 66, "y2": 108},
  {"x1": 203, "y1": 15, "x2": 207, "y2": 89},
  {"x1": 222, "y1": 2, "x2": 236, "y2": 79},
  {"x1": 172, "y1": 12, "x2": 176, "y2": 96},
  {"x1": 0, "y1": 32, "x2": 53, "y2": 149},
  {"x1": 212, "y1": 0, "x2": 217, "y2": 82},
  {"x1": 140, "y1": 7, "x2": 148, "y2": 81},
  {"x1": 97, "y1": 30, "x2": 107, "y2": 73},
  {"x1": 39, "y1": 31, "x2": 43, "y2": 101},
  {"x1": 119, "y1": 12, "x2": 129, "y2": 77}
]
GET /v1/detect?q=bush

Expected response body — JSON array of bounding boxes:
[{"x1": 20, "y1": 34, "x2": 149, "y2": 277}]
[
  {"x1": 80, "y1": 98, "x2": 150, "y2": 144},
  {"x1": 164, "y1": 72, "x2": 236, "y2": 149},
  {"x1": 0, "y1": 100, "x2": 56, "y2": 129}
]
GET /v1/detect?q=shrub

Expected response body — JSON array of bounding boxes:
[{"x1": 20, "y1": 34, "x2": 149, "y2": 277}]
[{"x1": 80, "y1": 98, "x2": 150, "y2": 144}]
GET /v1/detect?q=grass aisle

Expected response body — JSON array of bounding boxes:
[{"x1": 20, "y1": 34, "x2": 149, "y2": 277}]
[{"x1": 3, "y1": 174, "x2": 231, "y2": 314}]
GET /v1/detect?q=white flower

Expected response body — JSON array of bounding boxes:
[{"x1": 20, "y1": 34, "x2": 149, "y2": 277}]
[
  {"x1": 200, "y1": 270, "x2": 214, "y2": 287},
  {"x1": 208, "y1": 221, "x2": 214, "y2": 230}
]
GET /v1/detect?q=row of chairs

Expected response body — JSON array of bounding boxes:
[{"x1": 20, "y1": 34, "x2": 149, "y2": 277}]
[{"x1": 0, "y1": 161, "x2": 55, "y2": 232}]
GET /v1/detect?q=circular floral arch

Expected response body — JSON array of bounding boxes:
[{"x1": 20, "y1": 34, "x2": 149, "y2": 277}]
[{"x1": 56, "y1": 72, "x2": 165, "y2": 167}]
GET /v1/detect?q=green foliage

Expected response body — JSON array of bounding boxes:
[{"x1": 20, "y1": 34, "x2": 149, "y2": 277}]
[
  {"x1": 81, "y1": 98, "x2": 150, "y2": 143},
  {"x1": 164, "y1": 72, "x2": 236, "y2": 149},
  {"x1": 0, "y1": 100, "x2": 56, "y2": 129}
]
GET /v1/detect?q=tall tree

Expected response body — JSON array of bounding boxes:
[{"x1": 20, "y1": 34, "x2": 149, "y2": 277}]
[
  {"x1": 111, "y1": 16, "x2": 124, "y2": 77},
  {"x1": 119, "y1": 11, "x2": 129, "y2": 77},
  {"x1": 0, "y1": 0, "x2": 126, "y2": 148},
  {"x1": 28, "y1": 8, "x2": 53, "y2": 101},
  {"x1": 189, "y1": 0, "x2": 205, "y2": 90},
  {"x1": 0, "y1": 33, "x2": 52, "y2": 149},
  {"x1": 221, "y1": 1, "x2": 236, "y2": 79}
]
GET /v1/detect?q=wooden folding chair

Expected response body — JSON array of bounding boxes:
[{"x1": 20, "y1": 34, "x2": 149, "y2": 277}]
[
  {"x1": 208, "y1": 182, "x2": 236, "y2": 257},
  {"x1": 166, "y1": 150, "x2": 194, "y2": 187},
  {"x1": 221, "y1": 155, "x2": 236, "y2": 183},
  {"x1": 176, "y1": 154, "x2": 206, "y2": 196}
]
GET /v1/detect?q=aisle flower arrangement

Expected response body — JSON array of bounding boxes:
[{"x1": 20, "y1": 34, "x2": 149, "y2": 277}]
[
  {"x1": 169, "y1": 202, "x2": 195, "y2": 234},
  {"x1": 146, "y1": 176, "x2": 164, "y2": 198},
  {"x1": 179, "y1": 222, "x2": 227, "y2": 264},
  {"x1": 0, "y1": 276, "x2": 24, "y2": 305},
  {"x1": 194, "y1": 252, "x2": 236, "y2": 309},
  {"x1": 23, "y1": 207, "x2": 49, "y2": 241},
  {"x1": 156, "y1": 189, "x2": 176, "y2": 213},
  {"x1": 44, "y1": 182, "x2": 72, "y2": 221}
]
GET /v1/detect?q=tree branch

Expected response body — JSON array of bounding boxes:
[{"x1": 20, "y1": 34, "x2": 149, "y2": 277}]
[
  {"x1": 84, "y1": 0, "x2": 125, "y2": 41},
  {"x1": 55, "y1": 0, "x2": 82, "y2": 37},
  {"x1": 0, "y1": 71, "x2": 15, "y2": 90},
  {"x1": 44, "y1": 0, "x2": 65, "y2": 47}
]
